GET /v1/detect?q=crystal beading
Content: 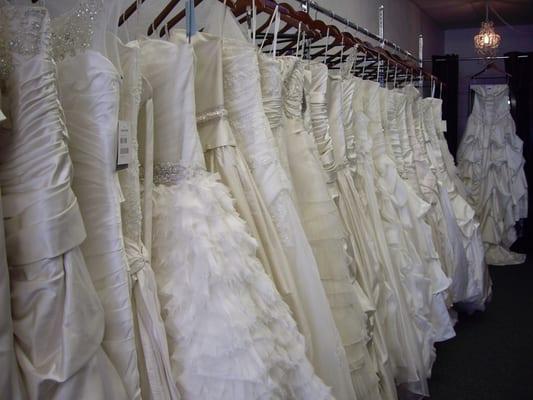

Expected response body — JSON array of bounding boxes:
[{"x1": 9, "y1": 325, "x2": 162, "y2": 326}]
[
  {"x1": 196, "y1": 106, "x2": 228, "y2": 124},
  {"x1": 51, "y1": 0, "x2": 102, "y2": 61},
  {"x1": 152, "y1": 162, "x2": 208, "y2": 186}
]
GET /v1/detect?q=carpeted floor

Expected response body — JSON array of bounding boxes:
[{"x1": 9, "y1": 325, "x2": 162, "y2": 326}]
[{"x1": 428, "y1": 255, "x2": 533, "y2": 400}]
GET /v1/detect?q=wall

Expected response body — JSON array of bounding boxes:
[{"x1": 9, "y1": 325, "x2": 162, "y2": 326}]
[
  {"x1": 287, "y1": 0, "x2": 444, "y2": 60},
  {"x1": 443, "y1": 24, "x2": 533, "y2": 139}
]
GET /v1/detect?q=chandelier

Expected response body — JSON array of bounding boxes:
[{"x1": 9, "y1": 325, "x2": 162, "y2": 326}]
[{"x1": 474, "y1": 2, "x2": 501, "y2": 58}]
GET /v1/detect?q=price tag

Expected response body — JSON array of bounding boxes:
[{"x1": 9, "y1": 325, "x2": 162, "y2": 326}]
[
  {"x1": 116, "y1": 120, "x2": 131, "y2": 170},
  {"x1": 441, "y1": 120, "x2": 447, "y2": 132}
]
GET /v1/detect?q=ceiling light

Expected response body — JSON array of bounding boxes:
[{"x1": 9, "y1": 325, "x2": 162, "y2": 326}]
[{"x1": 474, "y1": 2, "x2": 501, "y2": 58}]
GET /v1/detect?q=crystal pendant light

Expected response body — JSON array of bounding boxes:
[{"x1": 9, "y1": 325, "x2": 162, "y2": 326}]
[{"x1": 474, "y1": 1, "x2": 502, "y2": 58}]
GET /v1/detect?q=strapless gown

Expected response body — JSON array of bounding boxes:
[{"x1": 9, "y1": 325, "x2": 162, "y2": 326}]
[
  {"x1": 139, "y1": 37, "x2": 330, "y2": 400},
  {"x1": 113, "y1": 37, "x2": 180, "y2": 400},
  {"x1": 458, "y1": 84, "x2": 528, "y2": 265},
  {"x1": 281, "y1": 56, "x2": 382, "y2": 400},
  {"x1": 186, "y1": 30, "x2": 308, "y2": 338},
  {"x1": 0, "y1": 4, "x2": 128, "y2": 399}
]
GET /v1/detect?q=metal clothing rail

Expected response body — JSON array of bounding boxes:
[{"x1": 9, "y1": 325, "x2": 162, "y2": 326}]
[
  {"x1": 293, "y1": 0, "x2": 419, "y2": 63},
  {"x1": 427, "y1": 55, "x2": 530, "y2": 62}
]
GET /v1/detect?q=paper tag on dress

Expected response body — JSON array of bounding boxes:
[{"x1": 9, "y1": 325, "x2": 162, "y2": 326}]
[
  {"x1": 0, "y1": 90, "x2": 6, "y2": 123},
  {"x1": 441, "y1": 120, "x2": 447, "y2": 132},
  {"x1": 116, "y1": 120, "x2": 131, "y2": 170}
]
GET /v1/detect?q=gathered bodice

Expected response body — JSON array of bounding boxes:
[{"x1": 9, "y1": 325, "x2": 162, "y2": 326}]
[
  {"x1": 308, "y1": 63, "x2": 336, "y2": 181},
  {"x1": 341, "y1": 77, "x2": 357, "y2": 165},
  {"x1": 140, "y1": 38, "x2": 205, "y2": 175},
  {"x1": 470, "y1": 84, "x2": 511, "y2": 124},
  {"x1": 0, "y1": 4, "x2": 86, "y2": 265},
  {"x1": 386, "y1": 91, "x2": 408, "y2": 177}
]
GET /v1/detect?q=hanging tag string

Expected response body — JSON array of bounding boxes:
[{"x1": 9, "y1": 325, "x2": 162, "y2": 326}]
[
  {"x1": 259, "y1": 6, "x2": 279, "y2": 51},
  {"x1": 271, "y1": 7, "x2": 281, "y2": 58},
  {"x1": 295, "y1": 21, "x2": 302, "y2": 57},
  {"x1": 323, "y1": 26, "x2": 330, "y2": 64},
  {"x1": 252, "y1": 0, "x2": 257, "y2": 43}
]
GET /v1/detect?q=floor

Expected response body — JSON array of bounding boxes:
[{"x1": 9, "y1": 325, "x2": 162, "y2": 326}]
[{"x1": 428, "y1": 252, "x2": 533, "y2": 400}]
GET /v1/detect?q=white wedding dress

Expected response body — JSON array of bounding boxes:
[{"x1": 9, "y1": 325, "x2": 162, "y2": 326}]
[
  {"x1": 186, "y1": 30, "x2": 308, "y2": 339},
  {"x1": 0, "y1": 4, "x2": 128, "y2": 398},
  {"x1": 53, "y1": 1, "x2": 141, "y2": 397},
  {"x1": 139, "y1": 37, "x2": 331, "y2": 400},
  {"x1": 281, "y1": 56, "x2": 382, "y2": 400},
  {"x1": 112, "y1": 37, "x2": 180, "y2": 400},
  {"x1": 458, "y1": 84, "x2": 528, "y2": 265},
  {"x1": 220, "y1": 30, "x2": 354, "y2": 398}
]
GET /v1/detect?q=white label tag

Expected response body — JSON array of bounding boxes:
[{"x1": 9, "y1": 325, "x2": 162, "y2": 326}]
[
  {"x1": 441, "y1": 120, "x2": 447, "y2": 132},
  {"x1": 116, "y1": 120, "x2": 131, "y2": 170},
  {"x1": 0, "y1": 90, "x2": 6, "y2": 123}
]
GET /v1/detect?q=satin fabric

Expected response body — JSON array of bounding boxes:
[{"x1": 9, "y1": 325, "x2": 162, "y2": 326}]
[
  {"x1": 458, "y1": 84, "x2": 528, "y2": 265},
  {"x1": 0, "y1": 5, "x2": 128, "y2": 399},
  {"x1": 56, "y1": 46, "x2": 141, "y2": 399},
  {"x1": 113, "y1": 37, "x2": 180, "y2": 400}
]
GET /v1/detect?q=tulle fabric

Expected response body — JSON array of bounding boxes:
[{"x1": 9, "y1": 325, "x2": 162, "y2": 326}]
[
  {"x1": 140, "y1": 36, "x2": 331, "y2": 400},
  {"x1": 0, "y1": 5, "x2": 128, "y2": 398},
  {"x1": 458, "y1": 84, "x2": 527, "y2": 265}
]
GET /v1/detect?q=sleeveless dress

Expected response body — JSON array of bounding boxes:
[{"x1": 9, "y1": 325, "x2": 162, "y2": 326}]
[
  {"x1": 280, "y1": 56, "x2": 381, "y2": 400},
  {"x1": 458, "y1": 84, "x2": 528, "y2": 265},
  {"x1": 185, "y1": 30, "x2": 308, "y2": 339},
  {"x1": 53, "y1": 2, "x2": 141, "y2": 397},
  {"x1": 139, "y1": 37, "x2": 330, "y2": 400},
  {"x1": 0, "y1": 4, "x2": 128, "y2": 399},
  {"x1": 114, "y1": 38, "x2": 180, "y2": 400},
  {"x1": 427, "y1": 97, "x2": 491, "y2": 308},
  {"x1": 222, "y1": 35, "x2": 352, "y2": 399}
]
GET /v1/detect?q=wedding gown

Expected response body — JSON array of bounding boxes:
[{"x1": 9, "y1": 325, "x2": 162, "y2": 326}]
[
  {"x1": 53, "y1": 2, "x2": 141, "y2": 397},
  {"x1": 458, "y1": 84, "x2": 528, "y2": 265},
  {"x1": 186, "y1": 30, "x2": 308, "y2": 339},
  {"x1": 420, "y1": 96, "x2": 491, "y2": 308},
  {"x1": 221, "y1": 31, "x2": 354, "y2": 397},
  {"x1": 113, "y1": 37, "x2": 180, "y2": 400},
  {"x1": 139, "y1": 37, "x2": 331, "y2": 400},
  {"x1": 281, "y1": 56, "x2": 381, "y2": 400},
  {"x1": 0, "y1": 4, "x2": 128, "y2": 398}
]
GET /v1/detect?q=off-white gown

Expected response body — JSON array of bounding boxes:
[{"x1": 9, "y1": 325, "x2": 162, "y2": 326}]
[
  {"x1": 281, "y1": 56, "x2": 382, "y2": 400},
  {"x1": 139, "y1": 37, "x2": 331, "y2": 400},
  {"x1": 186, "y1": 30, "x2": 309, "y2": 340},
  {"x1": 0, "y1": 4, "x2": 128, "y2": 398},
  {"x1": 458, "y1": 84, "x2": 528, "y2": 265}
]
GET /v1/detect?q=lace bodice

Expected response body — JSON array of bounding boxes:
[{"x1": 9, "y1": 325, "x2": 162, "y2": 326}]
[
  {"x1": 117, "y1": 39, "x2": 143, "y2": 243},
  {"x1": 140, "y1": 38, "x2": 205, "y2": 176},
  {"x1": 0, "y1": 5, "x2": 50, "y2": 79},
  {"x1": 281, "y1": 56, "x2": 305, "y2": 120}
]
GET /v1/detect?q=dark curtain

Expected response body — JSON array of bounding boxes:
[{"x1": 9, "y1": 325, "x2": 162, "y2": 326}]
[
  {"x1": 432, "y1": 54, "x2": 459, "y2": 158},
  {"x1": 505, "y1": 52, "x2": 533, "y2": 253}
]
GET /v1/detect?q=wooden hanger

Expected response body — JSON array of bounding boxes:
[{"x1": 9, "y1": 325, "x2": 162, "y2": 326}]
[
  {"x1": 471, "y1": 61, "x2": 512, "y2": 79},
  {"x1": 118, "y1": 0, "x2": 148, "y2": 26}
]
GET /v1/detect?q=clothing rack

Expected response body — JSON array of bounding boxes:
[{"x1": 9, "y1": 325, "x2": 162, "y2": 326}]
[
  {"x1": 427, "y1": 55, "x2": 530, "y2": 63},
  {"x1": 294, "y1": 0, "x2": 419, "y2": 64}
]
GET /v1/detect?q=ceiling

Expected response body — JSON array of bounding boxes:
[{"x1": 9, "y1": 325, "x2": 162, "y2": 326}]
[{"x1": 411, "y1": 0, "x2": 533, "y2": 29}]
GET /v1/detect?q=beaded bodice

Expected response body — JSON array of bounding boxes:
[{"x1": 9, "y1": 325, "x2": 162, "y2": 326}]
[
  {"x1": 50, "y1": 0, "x2": 103, "y2": 61},
  {"x1": 0, "y1": 5, "x2": 50, "y2": 79}
]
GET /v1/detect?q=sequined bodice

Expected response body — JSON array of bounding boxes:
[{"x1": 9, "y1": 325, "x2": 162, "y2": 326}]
[{"x1": 0, "y1": 6, "x2": 50, "y2": 79}]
